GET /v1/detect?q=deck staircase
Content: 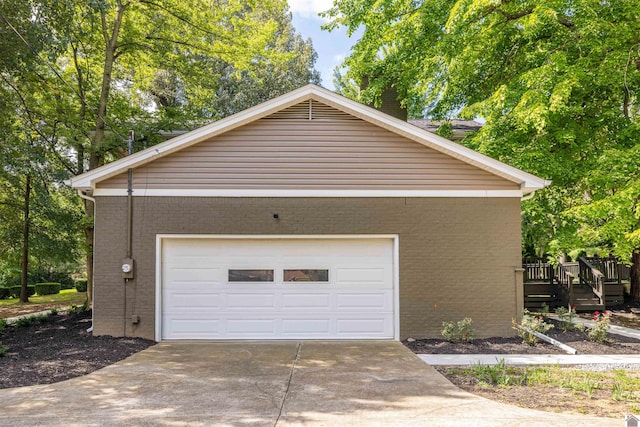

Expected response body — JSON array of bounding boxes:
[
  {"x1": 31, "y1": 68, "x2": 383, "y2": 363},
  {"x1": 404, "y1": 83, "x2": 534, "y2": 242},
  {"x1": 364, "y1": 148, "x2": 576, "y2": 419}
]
[
  {"x1": 570, "y1": 283, "x2": 605, "y2": 311},
  {"x1": 523, "y1": 256, "x2": 628, "y2": 312}
]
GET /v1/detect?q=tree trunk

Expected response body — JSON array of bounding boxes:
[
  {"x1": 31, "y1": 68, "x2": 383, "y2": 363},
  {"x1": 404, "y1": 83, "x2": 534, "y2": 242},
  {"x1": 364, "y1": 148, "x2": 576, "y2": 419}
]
[
  {"x1": 631, "y1": 251, "x2": 640, "y2": 301},
  {"x1": 90, "y1": 5, "x2": 126, "y2": 170},
  {"x1": 83, "y1": 4, "x2": 126, "y2": 308},
  {"x1": 20, "y1": 174, "x2": 31, "y2": 303}
]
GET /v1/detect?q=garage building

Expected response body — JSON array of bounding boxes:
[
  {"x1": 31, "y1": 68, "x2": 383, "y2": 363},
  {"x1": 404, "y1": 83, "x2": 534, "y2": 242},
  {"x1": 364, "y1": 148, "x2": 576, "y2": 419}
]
[{"x1": 70, "y1": 84, "x2": 549, "y2": 341}]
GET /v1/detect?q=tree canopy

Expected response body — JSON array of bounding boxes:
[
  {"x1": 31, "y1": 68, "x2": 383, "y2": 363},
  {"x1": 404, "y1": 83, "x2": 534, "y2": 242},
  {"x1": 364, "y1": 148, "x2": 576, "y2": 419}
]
[
  {"x1": 326, "y1": 0, "x2": 640, "y2": 298},
  {"x1": 0, "y1": 0, "x2": 320, "y2": 300}
]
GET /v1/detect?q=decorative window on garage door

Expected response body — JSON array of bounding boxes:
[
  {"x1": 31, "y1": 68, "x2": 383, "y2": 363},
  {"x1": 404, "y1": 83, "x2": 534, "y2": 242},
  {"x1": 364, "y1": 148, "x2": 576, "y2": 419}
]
[
  {"x1": 228, "y1": 269, "x2": 274, "y2": 282},
  {"x1": 283, "y1": 269, "x2": 329, "y2": 282}
]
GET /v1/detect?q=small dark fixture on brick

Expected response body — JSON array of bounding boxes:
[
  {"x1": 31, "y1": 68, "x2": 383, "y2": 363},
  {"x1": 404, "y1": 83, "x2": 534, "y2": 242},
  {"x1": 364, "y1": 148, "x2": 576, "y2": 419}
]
[{"x1": 273, "y1": 213, "x2": 279, "y2": 219}]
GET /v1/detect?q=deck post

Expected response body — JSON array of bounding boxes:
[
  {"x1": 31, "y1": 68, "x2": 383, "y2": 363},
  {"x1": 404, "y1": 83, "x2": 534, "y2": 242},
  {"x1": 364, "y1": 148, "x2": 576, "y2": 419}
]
[{"x1": 515, "y1": 267, "x2": 525, "y2": 321}]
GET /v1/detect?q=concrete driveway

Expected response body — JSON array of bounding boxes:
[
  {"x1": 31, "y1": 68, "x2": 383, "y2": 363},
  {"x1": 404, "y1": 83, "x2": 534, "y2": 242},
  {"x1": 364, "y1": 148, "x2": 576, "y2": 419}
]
[{"x1": 0, "y1": 341, "x2": 618, "y2": 426}]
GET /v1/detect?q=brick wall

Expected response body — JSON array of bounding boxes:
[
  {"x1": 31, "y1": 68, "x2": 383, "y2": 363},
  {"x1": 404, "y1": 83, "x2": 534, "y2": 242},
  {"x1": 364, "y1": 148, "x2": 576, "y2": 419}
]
[{"x1": 93, "y1": 197, "x2": 522, "y2": 340}]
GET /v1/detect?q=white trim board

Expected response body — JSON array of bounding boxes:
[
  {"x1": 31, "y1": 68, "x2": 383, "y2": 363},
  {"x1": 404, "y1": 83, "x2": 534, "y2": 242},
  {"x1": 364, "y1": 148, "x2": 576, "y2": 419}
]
[
  {"x1": 70, "y1": 85, "x2": 550, "y2": 193},
  {"x1": 154, "y1": 234, "x2": 400, "y2": 342},
  {"x1": 95, "y1": 189, "x2": 525, "y2": 198}
]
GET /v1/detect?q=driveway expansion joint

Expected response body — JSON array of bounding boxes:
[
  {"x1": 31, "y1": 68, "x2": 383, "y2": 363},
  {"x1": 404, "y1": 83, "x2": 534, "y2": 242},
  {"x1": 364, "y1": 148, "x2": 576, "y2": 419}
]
[{"x1": 274, "y1": 341, "x2": 302, "y2": 426}]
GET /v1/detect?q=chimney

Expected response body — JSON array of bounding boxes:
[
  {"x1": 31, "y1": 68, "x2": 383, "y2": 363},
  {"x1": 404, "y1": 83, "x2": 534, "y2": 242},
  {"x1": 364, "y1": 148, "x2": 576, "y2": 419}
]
[{"x1": 361, "y1": 76, "x2": 407, "y2": 121}]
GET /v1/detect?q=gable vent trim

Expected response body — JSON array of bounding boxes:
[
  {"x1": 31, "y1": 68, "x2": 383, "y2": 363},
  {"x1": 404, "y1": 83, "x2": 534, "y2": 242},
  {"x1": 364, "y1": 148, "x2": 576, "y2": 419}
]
[{"x1": 264, "y1": 100, "x2": 360, "y2": 121}]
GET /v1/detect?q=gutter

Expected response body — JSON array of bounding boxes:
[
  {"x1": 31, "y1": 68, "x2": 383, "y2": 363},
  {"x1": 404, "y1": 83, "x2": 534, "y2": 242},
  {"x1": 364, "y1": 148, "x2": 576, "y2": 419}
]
[{"x1": 521, "y1": 179, "x2": 552, "y2": 201}]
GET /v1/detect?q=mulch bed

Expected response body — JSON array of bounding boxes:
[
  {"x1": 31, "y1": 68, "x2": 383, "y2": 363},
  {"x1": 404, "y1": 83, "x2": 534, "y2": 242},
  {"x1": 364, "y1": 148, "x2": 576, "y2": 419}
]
[
  {"x1": 404, "y1": 319, "x2": 640, "y2": 355},
  {"x1": 0, "y1": 310, "x2": 154, "y2": 389}
]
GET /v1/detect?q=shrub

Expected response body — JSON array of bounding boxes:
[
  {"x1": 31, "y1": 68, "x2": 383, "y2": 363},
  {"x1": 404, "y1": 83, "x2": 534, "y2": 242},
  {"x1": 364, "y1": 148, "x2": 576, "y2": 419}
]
[
  {"x1": 588, "y1": 311, "x2": 610, "y2": 343},
  {"x1": 34, "y1": 282, "x2": 61, "y2": 296},
  {"x1": 0, "y1": 344, "x2": 6, "y2": 357},
  {"x1": 74, "y1": 279, "x2": 88, "y2": 292},
  {"x1": 8, "y1": 285, "x2": 35, "y2": 299},
  {"x1": 539, "y1": 303, "x2": 550, "y2": 315},
  {"x1": 555, "y1": 305, "x2": 577, "y2": 331},
  {"x1": 15, "y1": 313, "x2": 48, "y2": 327},
  {"x1": 50, "y1": 308, "x2": 58, "y2": 316},
  {"x1": 28, "y1": 269, "x2": 75, "y2": 290},
  {"x1": 70, "y1": 299, "x2": 88, "y2": 313},
  {"x1": 513, "y1": 310, "x2": 554, "y2": 345},
  {"x1": 0, "y1": 287, "x2": 10, "y2": 299},
  {"x1": 0, "y1": 318, "x2": 6, "y2": 332},
  {"x1": 442, "y1": 317, "x2": 475, "y2": 343}
]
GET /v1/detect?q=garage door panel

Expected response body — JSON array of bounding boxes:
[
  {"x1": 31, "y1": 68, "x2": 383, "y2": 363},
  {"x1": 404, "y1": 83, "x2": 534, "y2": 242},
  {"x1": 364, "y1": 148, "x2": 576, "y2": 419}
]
[
  {"x1": 336, "y1": 318, "x2": 391, "y2": 335},
  {"x1": 164, "y1": 292, "x2": 224, "y2": 308},
  {"x1": 281, "y1": 319, "x2": 331, "y2": 334},
  {"x1": 164, "y1": 318, "x2": 221, "y2": 336},
  {"x1": 226, "y1": 293, "x2": 276, "y2": 308},
  {"x1": 335, "y1": 268, "x2": 388, "y2": 287},
  {"x1": 226, "y1": 319, "x2": 276, "y2": 334},
  {"x1": 164, "y1": 267, "x2": 223, "y2": 283},
  {"x1": 281, "y1": 293, "x2": 331, "y2": 308},
  {"x1": 161, "y1": 238, "x2": 395, "y2": 340},
  {"x1": 336, "y1": 292, "x2": 391, "y2": 309}
]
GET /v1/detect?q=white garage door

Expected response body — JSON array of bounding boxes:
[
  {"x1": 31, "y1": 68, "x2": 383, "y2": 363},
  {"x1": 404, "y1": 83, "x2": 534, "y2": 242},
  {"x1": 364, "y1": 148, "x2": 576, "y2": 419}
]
[{"x1": 159, "y1": 237, "x2": 396, "y2": 340}]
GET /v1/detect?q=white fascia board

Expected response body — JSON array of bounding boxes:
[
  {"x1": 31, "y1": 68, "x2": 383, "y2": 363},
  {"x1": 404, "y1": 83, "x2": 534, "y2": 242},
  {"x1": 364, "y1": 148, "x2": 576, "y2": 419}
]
[{"x1": 93, "y1": 188, "x2": 525, "y2": 198}]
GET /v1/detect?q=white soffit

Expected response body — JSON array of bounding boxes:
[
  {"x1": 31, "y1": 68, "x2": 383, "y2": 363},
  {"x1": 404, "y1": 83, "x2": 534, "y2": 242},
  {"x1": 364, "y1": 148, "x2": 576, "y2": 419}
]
[{"x1": 70, "y1": 85, "x2": 550, "y2": 193}]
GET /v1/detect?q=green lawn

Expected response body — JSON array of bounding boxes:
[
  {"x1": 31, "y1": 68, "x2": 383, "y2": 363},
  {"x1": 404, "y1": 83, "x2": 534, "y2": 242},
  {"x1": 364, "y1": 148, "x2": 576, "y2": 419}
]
[{"x1": 0, "y1": 289, "x2": 87, "y2": 307}]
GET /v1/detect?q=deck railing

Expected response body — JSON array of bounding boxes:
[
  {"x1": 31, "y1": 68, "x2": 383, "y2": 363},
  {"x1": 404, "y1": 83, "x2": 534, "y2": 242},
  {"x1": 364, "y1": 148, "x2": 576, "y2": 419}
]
[
  {"x1": 578, "y1": 256, "x2": 605, "y2": 305},
  {"x1": 522, "y1": 257, "x2": 554, "y2": 284},
  {"x1": 585, "y1": 256, "x2": 631, "y2": 284},
  {"x1": 557, "y1": 262, "x2": 577, "y2": 306}
]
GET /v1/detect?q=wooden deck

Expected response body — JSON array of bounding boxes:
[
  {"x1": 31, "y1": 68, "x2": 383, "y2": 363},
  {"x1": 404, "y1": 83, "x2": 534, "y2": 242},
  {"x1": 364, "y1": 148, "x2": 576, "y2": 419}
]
[{"x1": 522, "y1": 256, "x2": 629, "y2": 311}]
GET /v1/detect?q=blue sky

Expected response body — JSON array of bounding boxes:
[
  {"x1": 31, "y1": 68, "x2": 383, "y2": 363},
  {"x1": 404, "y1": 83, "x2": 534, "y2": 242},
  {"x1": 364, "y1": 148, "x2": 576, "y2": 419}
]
[{"x1": 288, "y1": 0, "x2": 361, "y2": 90}]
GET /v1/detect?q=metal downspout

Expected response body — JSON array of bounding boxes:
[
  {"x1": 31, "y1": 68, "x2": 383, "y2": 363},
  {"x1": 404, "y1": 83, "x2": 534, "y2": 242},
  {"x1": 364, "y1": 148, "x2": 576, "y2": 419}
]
[
  {"x1": 124, "y1": 130, "x2": 134, "y2": 337},
  {"x1": 77, "y1": 189, "x2": 96, "y2": 333}
]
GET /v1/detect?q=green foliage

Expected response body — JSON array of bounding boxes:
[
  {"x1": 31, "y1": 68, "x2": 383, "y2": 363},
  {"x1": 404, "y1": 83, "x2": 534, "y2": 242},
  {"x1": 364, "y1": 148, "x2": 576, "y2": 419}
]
[
  {"x1": 34, "y1": 283, "x2": 61, "y2": 296},
  {"x1": 0, "y1": 1, "x2": 320, "y2": 295},
  {"x1": 539, "y1": 303, "x2": 550, "y2": 315},
  {"x1": 74, "y1": 279, "x2": 88, "y2": 293},
  {"x1": 50, "y1": 307, "x2": 58, "y2": 316},
  {"x1": 435, "y1": 122, "x2": 454, "y2": 139},
  {"x1": 588, "y1": 311, "x2": 611, "y2": 344},
  {"x1": 467, "y1": 360, "x2": 527, "y2": 387},
  {"x1": 14, "y1": 313, "x2": 48, "y2": 327},
  {"x1": 513, "y1": 310, "x2": 553, "y2": 345},
  {"x1": 0, "y1": 343, "x2": 6, "y2": 357},
  {"x1": 0, "y1": 287, "x2": 10, "y2": 299},
  {"x1": 446, "y1": 364, "x2": 638, "y2": 402},
  {"x1": 8, "y1": 285, "x2": 35, "y2": 299},
  {"x1": 70, "y1": 299, "x2": 88, "y2": 313},
  {"x1": 28, "y1": 269, "x2": 75, "y2": 290},
  {"x1": 441, "y1": 317, "x2": 474, "y2": 343},
  {"x1": 327, "y1": 0, "x2": 640, "y2": 286},
  {"x1": 0, "y1": 318, "x2": 6, "y2": 332},
  {"x1": 555, "y1": 305, "x2": 577, "y2": 332}
]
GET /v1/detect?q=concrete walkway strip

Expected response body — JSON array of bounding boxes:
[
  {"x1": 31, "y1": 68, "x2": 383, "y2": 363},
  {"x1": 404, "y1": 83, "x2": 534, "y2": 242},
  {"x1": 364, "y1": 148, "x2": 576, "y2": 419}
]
[
  {"x1": 419, "y1": 353, "x2": 640, "y2": 366},
  {"x1": 4, "y1": 307, "x2": 71, "y2": 324}
]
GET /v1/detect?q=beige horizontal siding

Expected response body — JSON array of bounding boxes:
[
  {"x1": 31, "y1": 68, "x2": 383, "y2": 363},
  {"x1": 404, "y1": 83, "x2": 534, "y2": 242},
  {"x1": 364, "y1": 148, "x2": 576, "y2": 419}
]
[{"x1": 98, "y1": 103, "x2": 520, "y2": 191}]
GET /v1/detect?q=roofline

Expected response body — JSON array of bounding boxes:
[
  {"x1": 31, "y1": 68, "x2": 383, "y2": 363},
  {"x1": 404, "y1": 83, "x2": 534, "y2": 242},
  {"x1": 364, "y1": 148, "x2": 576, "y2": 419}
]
[{"x1": 70, "y1": 84, "x2": 550, "y2": 193}]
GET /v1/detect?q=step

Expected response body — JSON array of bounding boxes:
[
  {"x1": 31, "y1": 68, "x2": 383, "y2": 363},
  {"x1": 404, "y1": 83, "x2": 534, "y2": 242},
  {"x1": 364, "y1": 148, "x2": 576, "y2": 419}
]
[
  {"x1": 573, "y1": 291, "x2": 596, "y2": 297},
  {"x1": 574, "y1": 304, "x2": 605, "y2": 312},
  {"x1": 573, "y1": 295, "x2": 600, "y2": 304}
]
